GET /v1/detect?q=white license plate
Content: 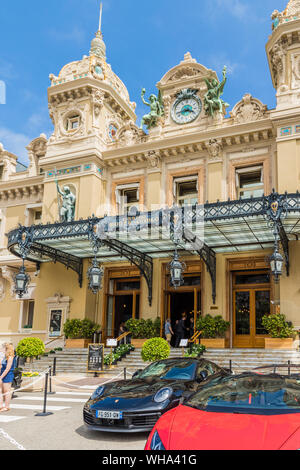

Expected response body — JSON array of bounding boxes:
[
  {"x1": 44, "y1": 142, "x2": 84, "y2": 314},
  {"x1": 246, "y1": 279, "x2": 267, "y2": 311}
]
[{"x1": 96, "y1": 410, "x2": 123, "y2": 420}]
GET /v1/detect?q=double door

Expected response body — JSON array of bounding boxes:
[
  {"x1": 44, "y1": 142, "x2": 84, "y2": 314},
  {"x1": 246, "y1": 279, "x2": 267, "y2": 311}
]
[{"x1": 233, "y1": 271, "x2": 271, "y2": 348}]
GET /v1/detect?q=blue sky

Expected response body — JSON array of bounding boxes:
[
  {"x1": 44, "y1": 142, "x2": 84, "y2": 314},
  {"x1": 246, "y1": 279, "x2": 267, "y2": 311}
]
[{"x1": 0, "y1": 0, "x2": 288, "y2": 165}]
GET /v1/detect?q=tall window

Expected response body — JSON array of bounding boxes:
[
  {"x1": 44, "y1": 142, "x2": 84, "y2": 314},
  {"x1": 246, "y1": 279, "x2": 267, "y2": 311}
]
[
  {"x1": 22, "y1": 301, "x2": 35, "y2": 329},
  {"x1": 116, "y1": 184, "x2": 139, "y2": 214},
  {"x1": 236, "y1": 166, "x2": 264, "y2": 199},
  {"x1": 0, "y1": 165, "x2": 3, "y2": 180},
  {"x1": 174, "y1": 176, "x2": 198, "y2": 206},
  {"x1": 26, "y1": 206, "x2": 42, "y2": 226}
]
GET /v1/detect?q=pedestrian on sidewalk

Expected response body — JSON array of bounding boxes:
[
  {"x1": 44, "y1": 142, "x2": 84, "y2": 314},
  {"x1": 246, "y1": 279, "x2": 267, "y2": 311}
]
[{"x1": 0, "y1": 343, "x2": 16, "y2": 412}]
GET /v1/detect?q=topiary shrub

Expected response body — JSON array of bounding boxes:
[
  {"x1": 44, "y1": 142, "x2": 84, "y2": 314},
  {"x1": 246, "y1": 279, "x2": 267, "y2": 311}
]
[
  {"x1": 16, "y1": 337, "x2": 45, "y2": 360},
  {"x1": 141, "y1": 337, "x2": 170, "y2": 362},
  {"x1": 262, "y1": 314, "x2": 295, "y2": 339},
  {"x1": 196, "y1": 315, "x2": 230, "y2": 339}
]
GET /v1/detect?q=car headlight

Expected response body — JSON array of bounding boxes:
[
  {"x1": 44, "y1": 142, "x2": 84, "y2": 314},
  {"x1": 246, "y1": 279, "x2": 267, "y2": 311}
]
[
  {"x1": 150, "y1": 431, "x2": 166, "y2": 450},
  {"x1": 154, "y1": 387, "x2": 173, "y2": 403},
  {"x1": 91, "y1": 386, "x2": 105, "y2": 399}
]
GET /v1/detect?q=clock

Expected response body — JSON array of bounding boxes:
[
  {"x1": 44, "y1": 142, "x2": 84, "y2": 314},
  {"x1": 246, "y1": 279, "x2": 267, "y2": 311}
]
[{"x1": 171, "y1": 89, "x2": 202, "y2": 124}]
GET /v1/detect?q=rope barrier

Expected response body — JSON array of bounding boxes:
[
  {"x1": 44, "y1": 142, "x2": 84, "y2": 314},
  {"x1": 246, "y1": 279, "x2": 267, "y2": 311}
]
[{"x1": 0, "y1": 368, "x2": 49, "y2": 398}]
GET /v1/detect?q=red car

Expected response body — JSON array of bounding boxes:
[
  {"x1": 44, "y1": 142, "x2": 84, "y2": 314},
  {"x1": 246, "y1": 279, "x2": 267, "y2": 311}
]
[{"x1": 145, "y1": 371, "x2": 300, "y2": 450}]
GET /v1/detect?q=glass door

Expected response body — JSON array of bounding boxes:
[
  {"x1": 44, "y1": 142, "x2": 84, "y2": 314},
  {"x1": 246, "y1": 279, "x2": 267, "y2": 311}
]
[{"x1": 233, "y1": 271, "x2": 271, "y2": 348}]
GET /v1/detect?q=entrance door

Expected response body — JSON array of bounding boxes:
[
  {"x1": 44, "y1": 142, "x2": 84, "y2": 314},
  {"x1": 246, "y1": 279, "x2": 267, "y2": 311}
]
[
  {"x1": 233, "y1": 271, "x2": 271, "y2": 348},
  {"x1": 105, "y1": 277, "x2": 140, "y2": 338}
]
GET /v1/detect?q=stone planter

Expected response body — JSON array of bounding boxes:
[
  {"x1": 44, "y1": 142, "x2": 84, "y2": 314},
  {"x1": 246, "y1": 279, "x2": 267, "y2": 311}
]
[
  {"x1": 21, "y1": 376, "x2": 44, "y2": 393},
  {"x1": 65, "y1": 339, "x2": 92, "y2": 349},
  {"x1": 131, "y1": 339, "x2": 148, "y2": 348},
  {"x1": 200, "y1": 338, "x2": 229, "y2": 349},
  {"x1": 264, "y1": 338, "x2": 295, "y2": 349}
]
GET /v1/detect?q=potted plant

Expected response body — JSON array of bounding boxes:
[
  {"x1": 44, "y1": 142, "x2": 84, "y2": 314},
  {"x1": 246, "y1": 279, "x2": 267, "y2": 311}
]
[
  {"x1": 262, "y1": 314, "x2": 296, "y2": 349},
  {"x1": 141, "y1": 338, "x2": 170, "y2": 363},
  {"x1": 185, "y1": 344, "x2": 206, "y2": 358},
  {"x1": 63, "y1": 319, "x2": 100, "y2": 348},
  {"x1": 16, "y1": 337, "x2": 45, "y2": 364},
  {"x1": 196, "y1": 315, "x2": 230, "y2": 349},
  {"x1": 125, "y1": 318, "x2": 160, "y2": 348}
]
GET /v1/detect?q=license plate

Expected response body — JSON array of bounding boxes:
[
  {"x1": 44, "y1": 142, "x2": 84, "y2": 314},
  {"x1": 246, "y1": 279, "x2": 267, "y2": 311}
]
[{"x1": 96, "y1": 410, "x2": 123, "y2": 420}]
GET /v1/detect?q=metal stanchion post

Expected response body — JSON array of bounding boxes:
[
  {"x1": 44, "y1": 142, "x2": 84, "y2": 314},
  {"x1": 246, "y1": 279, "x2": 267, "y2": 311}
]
[
  {"x1": 229, "y1": 360, "x2": 232, "y2": 374},
  {"x1": 35, "y1": 372, "x2": 53, "y2": 417},
  {"x1": 47, "y1": 366, "x2": 55, "y2": 395},
  {"x1": 288, "y1": 360, "x2": 291, "y2": 378},
  {"x1": 53, "y1": 357, "x2": 57, "y2": 376},
  {"x1": 124, "y1": 367, "x2": 127, "y2": 380}
]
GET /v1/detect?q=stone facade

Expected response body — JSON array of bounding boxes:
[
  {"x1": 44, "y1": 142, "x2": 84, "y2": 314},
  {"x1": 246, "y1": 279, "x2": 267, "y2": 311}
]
[{"x1": 1, "y1": 1, "x2": 300, "y2": 349}]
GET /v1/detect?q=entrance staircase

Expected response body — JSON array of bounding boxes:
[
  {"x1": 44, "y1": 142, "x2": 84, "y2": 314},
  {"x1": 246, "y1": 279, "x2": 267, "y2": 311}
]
[{"x1": 21, "y1": 348, "x2": 300, "y2": 377}]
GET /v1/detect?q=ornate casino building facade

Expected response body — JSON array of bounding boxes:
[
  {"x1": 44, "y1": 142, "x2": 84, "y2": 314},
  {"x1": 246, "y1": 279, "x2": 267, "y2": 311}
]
[{"x1": 1, "y1": 1, "x2": 300, "y2": 349}]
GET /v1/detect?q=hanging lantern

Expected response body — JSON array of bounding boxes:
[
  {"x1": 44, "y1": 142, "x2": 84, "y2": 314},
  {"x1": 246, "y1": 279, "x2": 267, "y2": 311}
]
[
  {"x1": 14, "y1": 263, "x2": 30, "y2": 298},
  {"x1": 270, "y1": 247, "x2": 283, "y2": 283},
  {"x1": 168, "y1": 249, "x2": 186, "y2": 289},
  {"x1": 87, "y1": 258, "x2": 104, "y2": 294}
]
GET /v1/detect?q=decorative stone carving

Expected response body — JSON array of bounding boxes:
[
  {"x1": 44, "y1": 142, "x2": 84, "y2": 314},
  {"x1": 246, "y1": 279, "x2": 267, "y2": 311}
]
[
  {"x1": 27, "y1": 134, "x2": 48, "y2": 177},
  {"x1": 0, "y1": 276, "x2": 5, "y2": 301},
  {"x1": 91, "y1": 89, "x2": 105, "y2": 121},
  {"x1": 146, "y1": 150, "x2": 161, "y2": 170},
  {"x1": 270, "y1": 39, "x2": 288, "y2": 90},
  {"x1": 58, "y1": 103, "x2": 87, "y2": 139},
  {"x1": 117, "y1": 121, "x2": 147, "y2": 147},
  {"x1": 230, "y1": 94, "x2": 267, "y2": 123},
  {"x1": 206, "y1": 139, "x2": 223, "y2": 161},
  {"x1": 1, "y1": 266, "x2": 16, "y2": 297},
  {"x1": 285, "y1": 0, "x2": 300, "y2": 16}
]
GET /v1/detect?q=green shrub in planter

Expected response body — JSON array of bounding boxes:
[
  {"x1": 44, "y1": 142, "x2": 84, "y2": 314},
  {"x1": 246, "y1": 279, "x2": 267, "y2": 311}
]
[
  {"x1": 262, "y1": 314, "x2": 295, "y2": 339},
  {"x1": 16, "y1": 338, "x2": 45, "y2": 359},
  {"x1": 63, "y1": 319, "x2": 100, "y2": 339},
  {"x1": 196, "y1": 315, "x2": 230, "y2": 339},
  {"x1": 185, "y1": 344, "x2": 206, "y2": 358},
  {"x1": 125, "y1": 318, "x2": 160, "y2": 339},
  {"x1": 141, "y1": 337, "x2": 170, "y2": 362}
]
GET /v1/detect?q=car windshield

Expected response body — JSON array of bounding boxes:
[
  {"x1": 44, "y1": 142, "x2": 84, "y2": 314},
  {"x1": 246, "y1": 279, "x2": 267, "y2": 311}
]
[
  {"x1": 138, "y1": 359, "x2": 197, "y2": 381},
  {"x1": 186, "y1": 373, "x2": 300, "y2": 415}
]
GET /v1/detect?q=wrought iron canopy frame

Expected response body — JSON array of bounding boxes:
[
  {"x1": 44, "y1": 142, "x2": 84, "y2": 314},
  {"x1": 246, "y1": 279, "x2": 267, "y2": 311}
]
[{"x1": 7, "y1": 190, "x2": 297, "y2": 305}]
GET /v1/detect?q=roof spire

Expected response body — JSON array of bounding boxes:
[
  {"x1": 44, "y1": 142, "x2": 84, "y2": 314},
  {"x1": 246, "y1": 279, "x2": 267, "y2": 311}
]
[
  {"x1": 90, "y1": 1, "x2": 106, "y2": 60},
  {"x1": 99, "y1": 2, "x2": 103, "y2": 33}
]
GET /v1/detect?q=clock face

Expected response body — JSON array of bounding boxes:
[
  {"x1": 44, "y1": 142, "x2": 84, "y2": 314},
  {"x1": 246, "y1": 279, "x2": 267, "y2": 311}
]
[{"x1": 171, "y1": 96, "x2": 202, "y2": 124}]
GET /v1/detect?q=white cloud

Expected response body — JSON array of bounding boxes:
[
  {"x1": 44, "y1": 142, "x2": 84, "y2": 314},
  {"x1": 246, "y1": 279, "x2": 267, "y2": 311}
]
[
  {"x1": 0, "y1": 127, "x2": 31, "y2": 164},
  {"x1": 212, "y1": 0, "x2": 257, "y2": 22}
]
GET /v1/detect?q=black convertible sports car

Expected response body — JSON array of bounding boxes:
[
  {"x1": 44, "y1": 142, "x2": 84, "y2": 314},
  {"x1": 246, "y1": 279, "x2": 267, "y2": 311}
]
[{"x1": 83, "y1": 357, "x2": 230, "y2": 433}]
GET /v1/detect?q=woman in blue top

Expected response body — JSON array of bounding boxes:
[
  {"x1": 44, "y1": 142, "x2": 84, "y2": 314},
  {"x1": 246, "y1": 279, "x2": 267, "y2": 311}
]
[{"x1": 0, "y1": 343, "x2": 16, "y2": 412}]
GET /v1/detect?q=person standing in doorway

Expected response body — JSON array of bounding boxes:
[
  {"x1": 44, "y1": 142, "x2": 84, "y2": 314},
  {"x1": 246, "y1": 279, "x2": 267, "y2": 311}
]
[
  {"x1": 0, "y1": 343, "x2": 16, "y2": 412},
  {"x1": 175, "y1": 313, "x2": 188, "y2": 348},
  {"x1": 164, "y1": 318, "x2": 174, "y2": 346}
]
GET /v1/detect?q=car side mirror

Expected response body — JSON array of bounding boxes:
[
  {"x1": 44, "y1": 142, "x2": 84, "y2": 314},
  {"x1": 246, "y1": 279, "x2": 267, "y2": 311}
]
[
  {"x1": 197, "y1": 370, "x2": 208, "y2": 383},
  {"x1": 132, "y1": 369, "x2": 142, "y2": 379}
]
